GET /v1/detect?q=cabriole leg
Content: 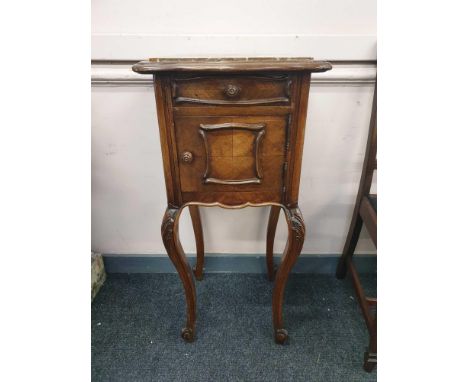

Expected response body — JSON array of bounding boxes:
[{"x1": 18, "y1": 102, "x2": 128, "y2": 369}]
[
  {"x1": 161, "y1": 207, "x2": 197, "y2": 342},
  {"x1": 272, "y1": 207, "x2": 305, "y2": 344}
]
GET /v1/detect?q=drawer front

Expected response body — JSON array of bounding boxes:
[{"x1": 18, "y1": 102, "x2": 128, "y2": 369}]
[
  {"x1": 174, "y1": 115, "x2": 287, "y2": 194},
  {"x1": 172, "y1": 74, "x2": 292, "y2": 106}
]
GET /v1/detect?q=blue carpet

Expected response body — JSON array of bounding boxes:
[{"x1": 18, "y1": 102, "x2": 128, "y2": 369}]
[{"x1": 92, "y1": 273, "x2": 376, "y2": 381}]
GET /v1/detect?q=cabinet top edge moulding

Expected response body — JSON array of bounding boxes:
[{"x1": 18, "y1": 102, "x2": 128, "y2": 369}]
[{"x1": 132, "y1": 57, "x2": 332, "y2": 73}]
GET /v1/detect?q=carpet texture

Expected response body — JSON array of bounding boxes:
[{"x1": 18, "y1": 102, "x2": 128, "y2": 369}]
[{"x1": 92, "y1": 273, "x2": 376, "y2": 381}]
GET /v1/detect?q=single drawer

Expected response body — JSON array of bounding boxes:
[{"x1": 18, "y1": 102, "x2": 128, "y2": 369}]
[{"x1": 171, "y1": 74, "x2": 293, "y2": 106}]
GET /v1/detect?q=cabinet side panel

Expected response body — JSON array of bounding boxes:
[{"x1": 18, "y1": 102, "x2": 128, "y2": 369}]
[
  {"x1": 154, "y1": 76, "x2": 181, "y2": 206},
  {"x1": 287, "y1": 72, "x2": 311, "y2": 207}
]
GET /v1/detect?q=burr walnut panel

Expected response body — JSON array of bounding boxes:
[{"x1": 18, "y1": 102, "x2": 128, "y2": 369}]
[
  {"x1": 200, "y1": 123, "x2": 265, "y2": 185},
  {"x1": 174, "y1": 115, "x2": 287, "y2": 194},
  {"x1": 171, "y1": 74, "x2": 293, "y2": 106}
]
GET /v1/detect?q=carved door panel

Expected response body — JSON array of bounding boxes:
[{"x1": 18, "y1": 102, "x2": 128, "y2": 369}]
[{"x1": 174, "y1": 115, "x2": 287, "y2": 194}]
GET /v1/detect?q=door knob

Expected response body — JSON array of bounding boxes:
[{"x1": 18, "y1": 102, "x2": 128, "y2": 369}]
[{"x1": 181, "y1": 151, "x2": 193, "y2": 163}]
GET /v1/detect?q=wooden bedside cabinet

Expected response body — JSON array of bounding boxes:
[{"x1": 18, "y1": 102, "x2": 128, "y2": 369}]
[{"x1": 132, "y1": 58, "x2": 332, "y2": 343}]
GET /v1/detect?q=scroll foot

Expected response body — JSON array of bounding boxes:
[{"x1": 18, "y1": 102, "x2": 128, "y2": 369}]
[
  {"x1": 181, "y1": 327, "x2": 195, "y2": 343},
  {"x1": 275, "y1": 329, "x2": 289, "y2": 344}
]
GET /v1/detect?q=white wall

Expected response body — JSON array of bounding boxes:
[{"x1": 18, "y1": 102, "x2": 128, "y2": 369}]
[
  {"x1": 91, "y1": 0, "x2": 376, "y2": 256},
  {"x1": 92, "y1": 0, "x2": 376, "y2": 35},
  {"x1": 91, "y1": 0, "x2": 376, "y2": 60}
]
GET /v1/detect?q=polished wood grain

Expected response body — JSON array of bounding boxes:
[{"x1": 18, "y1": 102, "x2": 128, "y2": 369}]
[
  {"x1": 272, "y1": 207, "x2": 305, "y2": 344},
  {"x1": 266, "y1": 205, "x2": 281, "y2": 281},
  {"x1": 285, "y1": 72, "x2": 312, "y2": 206},
  {"x1": 181, "y1": 191, "x2": 282, "y2": 206},
  {"x1": 189, "y1": 206, "x2": 204, "y2": 281},
  {"x1": 175, "y1": 115, "x2": 286, "y2": 195},
  {"x1": 199, "y1": 122, "x2": 266, "y2": 185},
  {"x1": 173, "y1": 105, "x2": 292, "y2": 116},
  {"x1": 134, "y1": 57, "x2": 332, "y2": 344},
  {"x1": 161, "y1": 207, "x2": 196, "y2": 341},
  {"x1": 172, "y1": 74, "x2": 292, "y2": 106}
]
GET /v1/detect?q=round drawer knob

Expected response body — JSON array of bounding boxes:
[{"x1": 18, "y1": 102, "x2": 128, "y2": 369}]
[
  {"x1": 224, "y1": 84, "x2": 241, "y2": 98},
  {"x1": 181, "y1": 151, "x2": 193, "y2": 163}
]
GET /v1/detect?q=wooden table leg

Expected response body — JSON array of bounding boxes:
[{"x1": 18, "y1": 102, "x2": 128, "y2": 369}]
[
  {"x1": 336, "y1": 212, "x2": 364, "y2": 279},
  {"x1": 272, "y1": 206, "x2": 305, "y2": 344},
  {"x1": 266, "y1": 205, "x2": 281, "y2": 281},
  {"x1": 364, "y1": 314, "x2": 377, "y2": 372},
  {"x1": 189, "y1": 205, "x2": 205, "y2": 281},
  {"x1": 161, "y1": 207, "x2": 197, "y2": 342}
]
